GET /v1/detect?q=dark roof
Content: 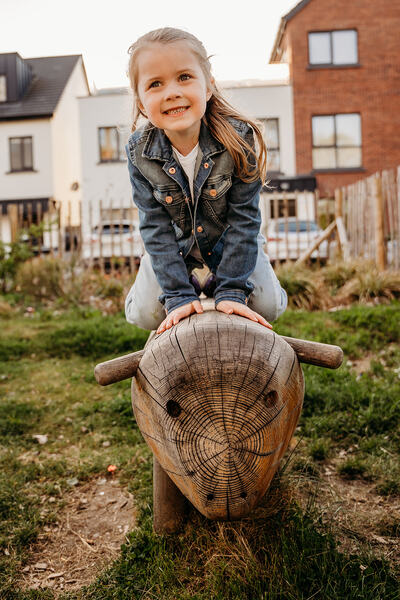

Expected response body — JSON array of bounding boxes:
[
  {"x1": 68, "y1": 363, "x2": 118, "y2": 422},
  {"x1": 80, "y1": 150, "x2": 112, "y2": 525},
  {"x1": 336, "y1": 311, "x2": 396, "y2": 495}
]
[
  {"x1": 270, "y1": 0, "x2": 313, "y2": 63},
  {"x1": 0, "y1": 54, "x2": 89, "y2": 120}
]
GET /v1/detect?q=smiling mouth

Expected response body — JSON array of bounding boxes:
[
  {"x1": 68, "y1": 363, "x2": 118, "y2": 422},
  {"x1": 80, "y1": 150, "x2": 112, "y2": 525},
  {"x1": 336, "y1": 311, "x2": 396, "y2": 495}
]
[{"x1": 163, "y1": 106, "x2": 189, "y2": 115}]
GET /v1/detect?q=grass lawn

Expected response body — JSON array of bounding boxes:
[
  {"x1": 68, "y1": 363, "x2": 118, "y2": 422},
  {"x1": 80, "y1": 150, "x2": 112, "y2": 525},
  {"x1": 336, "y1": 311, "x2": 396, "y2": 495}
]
[{"x1": 0, "y1": 303, "x2": 399, "y2": 599}]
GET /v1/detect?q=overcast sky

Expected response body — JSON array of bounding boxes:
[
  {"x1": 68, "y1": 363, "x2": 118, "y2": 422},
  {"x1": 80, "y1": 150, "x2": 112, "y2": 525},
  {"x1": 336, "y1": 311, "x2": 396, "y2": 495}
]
[{"x1": 2, "y1": 0, "x2": 298, "y2": 91}]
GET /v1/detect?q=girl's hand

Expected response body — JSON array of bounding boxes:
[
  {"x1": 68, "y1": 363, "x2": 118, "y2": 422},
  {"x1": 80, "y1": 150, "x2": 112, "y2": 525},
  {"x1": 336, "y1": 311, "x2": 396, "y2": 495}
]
[
  {"x1": 156, "y1": 300, "x2": 203, "y2": 334},
  {"x1": 216, "y1": 300, "x2": 273, "y2": 329}
]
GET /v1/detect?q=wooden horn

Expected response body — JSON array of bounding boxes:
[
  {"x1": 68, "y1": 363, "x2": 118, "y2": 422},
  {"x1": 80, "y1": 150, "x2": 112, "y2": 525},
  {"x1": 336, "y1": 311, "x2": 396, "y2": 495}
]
[{"x1": 94, "y1": 335, "x2": 343, "y2": 386}]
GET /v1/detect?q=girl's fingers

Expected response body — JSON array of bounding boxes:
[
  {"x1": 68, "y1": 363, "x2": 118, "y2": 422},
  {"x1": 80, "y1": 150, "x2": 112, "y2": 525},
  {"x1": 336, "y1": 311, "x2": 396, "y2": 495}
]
[
  {"x1": 156, "y1": 321, "x2": 166, "y2": 334},
  {"x1": 193, "y1": 300, "x2": 204, "y2": 313}
]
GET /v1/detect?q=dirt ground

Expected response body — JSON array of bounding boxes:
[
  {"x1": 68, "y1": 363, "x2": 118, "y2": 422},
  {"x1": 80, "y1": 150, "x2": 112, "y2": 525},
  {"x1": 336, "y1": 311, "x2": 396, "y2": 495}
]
[
  {"x1": 295, "y1": 467, "x2": 400, "y2": 569},
  {"x1": 19, "y1": 477, "x2": 135, "y2": 594}
]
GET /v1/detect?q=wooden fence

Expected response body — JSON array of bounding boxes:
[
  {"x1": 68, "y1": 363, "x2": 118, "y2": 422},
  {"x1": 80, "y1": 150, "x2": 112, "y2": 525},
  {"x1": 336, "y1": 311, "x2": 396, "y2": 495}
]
[
  {"x1": 336, "y1": 167, "x2": 400, "y2": 270},
  {"x1": 1, "y1": 192, "x2": 339, "y2": 272}
]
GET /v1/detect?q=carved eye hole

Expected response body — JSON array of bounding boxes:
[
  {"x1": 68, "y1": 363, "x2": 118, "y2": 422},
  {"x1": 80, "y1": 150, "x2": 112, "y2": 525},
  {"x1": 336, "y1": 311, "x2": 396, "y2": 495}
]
[
  {"x1": 264, "y1": 390, "x2": 278, "y2": 408},
  {"x1": 166, "y1": 400, "x2": 181, "y2": 418},
  {"x1": 207, "y1": 493, "x2": 214, "y2": 501}
]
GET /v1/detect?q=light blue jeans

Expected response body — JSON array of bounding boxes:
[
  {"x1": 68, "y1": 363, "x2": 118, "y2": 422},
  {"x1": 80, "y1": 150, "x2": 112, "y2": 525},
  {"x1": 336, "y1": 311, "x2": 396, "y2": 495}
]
[{"x1": 125, "y1": 233, "x2": 288, "y2": 330}]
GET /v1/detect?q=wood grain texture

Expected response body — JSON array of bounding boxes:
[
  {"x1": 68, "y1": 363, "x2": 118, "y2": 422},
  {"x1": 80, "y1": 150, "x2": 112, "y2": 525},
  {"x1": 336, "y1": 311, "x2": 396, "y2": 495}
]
[
  {"x1": 94, "y1": 332, "x2": 342, "y2": 387},
  {"x1": 281, "y1": 336, "x2": 343, "y2": 369},
  {"x1": 94, "y1": 350, "x2": 144, "y2": 386},
  {"x1": 153, "y1": 456, "x2": 186, "y2": 534},
  {"x1": 131, "y1": 308, "x2": 304, "y2": 520}
]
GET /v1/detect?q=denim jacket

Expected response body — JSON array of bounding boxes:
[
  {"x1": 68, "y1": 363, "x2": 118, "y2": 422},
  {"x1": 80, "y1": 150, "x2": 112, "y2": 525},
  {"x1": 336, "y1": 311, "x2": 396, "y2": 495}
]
[{"x1": 125, "y1": 117, "x2": 262, "y2": 314}]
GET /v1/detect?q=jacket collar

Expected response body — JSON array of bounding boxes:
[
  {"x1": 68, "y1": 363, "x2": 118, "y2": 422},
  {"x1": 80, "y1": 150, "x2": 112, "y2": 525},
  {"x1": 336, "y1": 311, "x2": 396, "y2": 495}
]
[{"x1": 142, "y1": 119, "x2": 225, "y2": 162}]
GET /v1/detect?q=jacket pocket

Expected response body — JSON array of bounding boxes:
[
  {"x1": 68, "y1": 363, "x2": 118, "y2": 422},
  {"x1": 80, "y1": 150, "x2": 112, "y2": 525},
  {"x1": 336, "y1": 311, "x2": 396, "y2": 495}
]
[
  {"x1": 201, "y1": 175, "x2": 232, "y2": 200},
  {"x1": 201, "y1": 175, "x2": 232, "y2": 227},
  {"x1": 153, "y1": 185, "x2": 186, "y2": 206},
  {"x1": 153, "y1": 185, "x2": 188, "y2": 230}
]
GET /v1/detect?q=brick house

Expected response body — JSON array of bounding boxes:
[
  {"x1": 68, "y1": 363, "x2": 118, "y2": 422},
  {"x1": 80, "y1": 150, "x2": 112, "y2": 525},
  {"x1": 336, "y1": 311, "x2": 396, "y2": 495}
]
[{"x1": 270, "y1": 0, "x2": 400, "y2": 197}]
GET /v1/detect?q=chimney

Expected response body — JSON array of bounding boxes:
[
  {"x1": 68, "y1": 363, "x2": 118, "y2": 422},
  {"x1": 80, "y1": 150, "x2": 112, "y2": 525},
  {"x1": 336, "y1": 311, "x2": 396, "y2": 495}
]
[{"x1": 0, "y1": 52, "x2": 33, "y2": 103}]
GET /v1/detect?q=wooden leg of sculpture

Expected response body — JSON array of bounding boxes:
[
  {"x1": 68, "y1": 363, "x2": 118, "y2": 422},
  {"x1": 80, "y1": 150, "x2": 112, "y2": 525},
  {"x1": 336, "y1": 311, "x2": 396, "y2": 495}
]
[{"x1": 153, "y1": 456, "x2": 187, "y2": 534}]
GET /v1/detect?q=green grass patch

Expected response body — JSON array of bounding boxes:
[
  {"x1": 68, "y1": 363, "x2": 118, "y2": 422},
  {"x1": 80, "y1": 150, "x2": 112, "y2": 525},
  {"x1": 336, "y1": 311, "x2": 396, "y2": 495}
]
[{"x1": 0, "y1": 304, "x2": 400, "y2": 598}]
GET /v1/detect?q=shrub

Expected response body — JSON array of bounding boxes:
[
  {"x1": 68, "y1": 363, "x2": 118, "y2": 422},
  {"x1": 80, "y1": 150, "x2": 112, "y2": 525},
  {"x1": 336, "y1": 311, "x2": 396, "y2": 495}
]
[
  {"x1": 337, "y1": 268, "x2": 400, "y2": 304},
  {"x1": 337, "y1": 457, "x2": 368, "y2": 479},
  {"x1": 16, "y1": 256, "x2": 65, "y2": 300},
  {"x1": 309, "y1": 439, "x2": 330, "y2": 461},
  {"x1": 276, "y1": 264, "x2": 328, "y2": 310},
  {"x1": 321, "y1": 260, "x2": 362, "y2": 293},
  {"x1": 0, "y1": 238, "x2": 32, "y2": 293}
]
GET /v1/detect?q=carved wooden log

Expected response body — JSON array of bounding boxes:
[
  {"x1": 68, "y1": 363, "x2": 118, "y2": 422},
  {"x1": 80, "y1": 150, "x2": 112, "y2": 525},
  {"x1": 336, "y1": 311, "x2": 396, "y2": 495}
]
[{"x1": 131, "y1": 308, "x2": 305, "y2": 521}]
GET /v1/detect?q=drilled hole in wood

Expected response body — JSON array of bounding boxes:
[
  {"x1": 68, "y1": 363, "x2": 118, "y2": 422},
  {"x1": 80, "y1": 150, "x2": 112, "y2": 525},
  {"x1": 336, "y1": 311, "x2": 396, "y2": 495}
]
[
  {"x1": 166, "y1": 400, "x2": 181, "y2": 418},
  {"x1": 264, "y1": 390, "x2": 278, "y2": 408},
  {"x1": 207, "y1": 493, "x2": 214, "y2": 501},
  {"x1": 240, "y1": 492, "x2": 247, "y2": 499}
]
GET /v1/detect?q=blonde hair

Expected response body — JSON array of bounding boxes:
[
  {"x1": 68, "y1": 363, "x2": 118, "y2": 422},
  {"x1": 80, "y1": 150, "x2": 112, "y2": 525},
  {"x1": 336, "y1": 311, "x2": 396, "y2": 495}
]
[{"x1": 127, "y1": 27, "x2": 268, "y2": 184}]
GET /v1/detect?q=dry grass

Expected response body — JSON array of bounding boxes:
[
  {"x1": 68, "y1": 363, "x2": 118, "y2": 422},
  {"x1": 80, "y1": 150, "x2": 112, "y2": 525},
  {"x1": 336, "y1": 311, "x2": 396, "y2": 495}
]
[{"x1": 276, "y1": 259, "x2": 400, "y2": 311}]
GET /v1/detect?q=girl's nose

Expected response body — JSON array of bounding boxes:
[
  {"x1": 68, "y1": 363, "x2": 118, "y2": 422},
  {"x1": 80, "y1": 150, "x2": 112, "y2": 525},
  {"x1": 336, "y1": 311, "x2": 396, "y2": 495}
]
[{"x1": 164, "y1": 83, "x2": 182, "y2": 100}]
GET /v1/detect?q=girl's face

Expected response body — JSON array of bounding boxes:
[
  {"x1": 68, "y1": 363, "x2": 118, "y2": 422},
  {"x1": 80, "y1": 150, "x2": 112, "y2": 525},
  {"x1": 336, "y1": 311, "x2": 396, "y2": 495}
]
[{"x1": 136, "y1": 41, "x2": 212, "y2": 150}]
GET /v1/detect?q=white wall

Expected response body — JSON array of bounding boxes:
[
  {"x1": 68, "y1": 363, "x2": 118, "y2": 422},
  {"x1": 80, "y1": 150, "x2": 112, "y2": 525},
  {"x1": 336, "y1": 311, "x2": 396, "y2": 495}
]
[
  {"x1": 78, "y1": 89, "x2": 135, "y2": 235},
  {"x1": 0, "y1": 118, "x2": 53, "y2": 200},
  {"x1": 222, "y1": 83, "x2": 296, "y2": 177},
  {"x1": 51, "y1": 57, "x2": 90, "y2": 226}
]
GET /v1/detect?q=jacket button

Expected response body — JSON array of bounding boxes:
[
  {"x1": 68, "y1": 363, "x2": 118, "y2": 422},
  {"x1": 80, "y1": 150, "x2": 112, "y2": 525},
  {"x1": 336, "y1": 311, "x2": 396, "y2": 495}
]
[
  {"x1": 210, "y1": 189, "x2": 217, "y2": 197},
  {"x1": 203, "y1": 162, "x2": 209, "y2": 169},
  {"x1": 191, "y1": 229, "x2": 194, "y2": 234},
  {"x1": 168, "y1": 167, "x2": 176, "y2": 174},
  {"x1": 197, "y1": 225, "x2": 203, "y2": 233},
  {"x1": 165, "y1": 195, "x2": 173, "y2": 204}
]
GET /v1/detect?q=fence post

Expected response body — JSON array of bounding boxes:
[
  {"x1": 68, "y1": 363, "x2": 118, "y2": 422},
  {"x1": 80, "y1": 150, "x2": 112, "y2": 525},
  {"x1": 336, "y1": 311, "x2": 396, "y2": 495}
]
[
  {"x1": 7, "y1": 204, "x2": 19, "y2": 242},
  {"x1": 373, "y1": 174, "x2": 386, "y2": 270},
  {"x1": 334, "y1": 188, "x2": 343, "y2": 218}
]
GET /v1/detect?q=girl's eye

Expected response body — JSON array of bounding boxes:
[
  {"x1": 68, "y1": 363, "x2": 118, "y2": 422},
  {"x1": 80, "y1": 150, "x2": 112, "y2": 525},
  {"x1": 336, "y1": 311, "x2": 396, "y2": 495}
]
[
  {"x1": 149, "y1": 81, "x2": 161, "y2": 89},
  {"x1": 179, "y1": 73, "x2": 191, "y2": 81}
]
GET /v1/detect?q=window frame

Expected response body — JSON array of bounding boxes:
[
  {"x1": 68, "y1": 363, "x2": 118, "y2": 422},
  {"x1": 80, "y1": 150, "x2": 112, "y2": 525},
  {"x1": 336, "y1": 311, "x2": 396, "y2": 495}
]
[
  {"x1": 8, "y1": 136, "x2": 34, "y2": 172},
  {"x1": 0, "y1": 74, "x2": 6, "y2": 102},
  {"x1": 98, "y1": 126, "x2": 125, "y2": 163},
  {"x1": 307, "y1": 29, "x2": 359, "y2": 68},
  {"x1": 261, "y1": 117, "x2": 281, "y2": 174},
  {"x1": 311, "y1": 112, "x2": 363, "y2": 172}
]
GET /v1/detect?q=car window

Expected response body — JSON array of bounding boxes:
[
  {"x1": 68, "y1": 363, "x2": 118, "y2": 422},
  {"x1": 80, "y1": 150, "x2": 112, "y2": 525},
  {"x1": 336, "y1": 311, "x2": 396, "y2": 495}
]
[
  {"x1": 93, "y1": 224, "x2": 136, "y2": 235},
  {"x1": 277, "y1": 221, "x2": 319, "y2": 233}
]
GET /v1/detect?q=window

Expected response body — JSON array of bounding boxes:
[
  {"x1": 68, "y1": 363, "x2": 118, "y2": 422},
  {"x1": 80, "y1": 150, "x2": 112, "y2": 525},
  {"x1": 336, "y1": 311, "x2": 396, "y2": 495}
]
[
  {"x1": 308, "y1": 30, "x2": 358, "y2": 66},
  {"x1": 9, "y1": 136, "x2": 33, "y2": 171},
  {"x1": 270, "y1": 198, "x2": 296, "y2": 218},
  {"x1": 277, "y1": 221, "x2": 319, "y2": 233},
  {"x1": 261, "y1": 118, "x2": 280, "y2": 172},
  {"x1": 312, "y1": 113, "x2": 362, "y2": 170},
  {"x1": 98, "y1": 126, "x2": 125, "y2": 162},
  {"x1": 0, "y1": 75, "x2": 6, "y2": 102}
]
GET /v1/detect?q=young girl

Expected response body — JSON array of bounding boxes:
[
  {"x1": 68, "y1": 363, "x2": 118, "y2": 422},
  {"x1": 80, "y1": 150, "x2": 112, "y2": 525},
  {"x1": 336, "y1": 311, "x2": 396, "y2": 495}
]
[{"x1": 124, "y1": 27, "x2": 287, "y2": 334}]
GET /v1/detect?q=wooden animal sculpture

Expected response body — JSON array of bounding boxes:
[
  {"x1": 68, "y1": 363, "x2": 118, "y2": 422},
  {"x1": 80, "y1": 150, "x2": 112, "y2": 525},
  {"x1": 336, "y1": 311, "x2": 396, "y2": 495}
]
[{"x1": 95, "y1": 301, "x2": 342, "y2": 533}]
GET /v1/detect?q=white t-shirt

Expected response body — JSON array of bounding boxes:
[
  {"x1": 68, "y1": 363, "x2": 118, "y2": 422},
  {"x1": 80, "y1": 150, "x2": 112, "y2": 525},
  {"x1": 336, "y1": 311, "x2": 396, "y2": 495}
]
[
  {"x1": 172, "y1": 143, "x2": 204, "y2": 264},
  {"x1": 172, "y1": 143, "x2": 199, "y2": 202}
]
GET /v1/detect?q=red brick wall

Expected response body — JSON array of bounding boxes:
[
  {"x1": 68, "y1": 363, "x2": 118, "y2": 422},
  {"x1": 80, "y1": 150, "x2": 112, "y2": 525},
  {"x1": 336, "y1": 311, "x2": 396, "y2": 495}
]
[{"x1": 282, "y1": 0, "x2": 400, "y2": 197}]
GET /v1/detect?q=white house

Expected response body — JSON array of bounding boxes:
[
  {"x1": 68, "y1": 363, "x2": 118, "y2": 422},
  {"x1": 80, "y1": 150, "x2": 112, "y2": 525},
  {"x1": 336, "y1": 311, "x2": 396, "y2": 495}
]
[
  {"x1": 78, "y1": 87, "x2": 136, "y2": 239},
  {"x1": 220, "y1": 69, "x2": 296, "y2": 177},
  {"x1": 221, "y1": 71, "x2": 315, "y2": 223},
  {"x1": 0, "y1": 52, "x2": 90, "y2": 244}
]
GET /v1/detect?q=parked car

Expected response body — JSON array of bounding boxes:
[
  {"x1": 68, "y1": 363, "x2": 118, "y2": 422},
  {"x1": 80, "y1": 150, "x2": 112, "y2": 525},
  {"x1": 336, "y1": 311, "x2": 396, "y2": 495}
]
[
  {"x1": 265, "y1": 218, "x2": 329, "y2": 262},
  {"x1": 82, "y1": 220, "x2": 143, "y2": 262}
]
